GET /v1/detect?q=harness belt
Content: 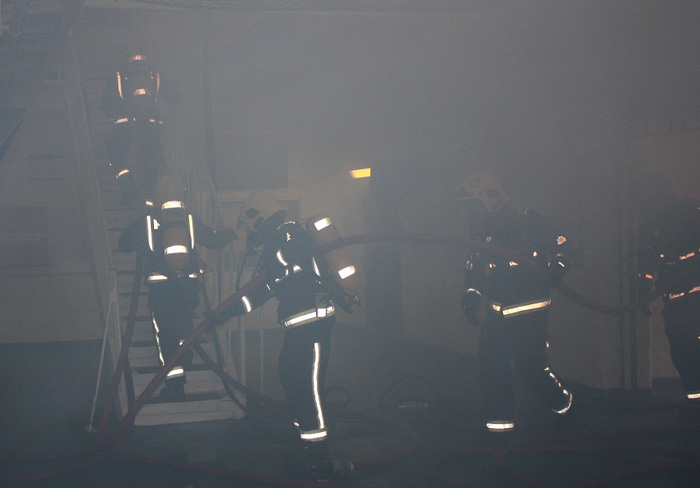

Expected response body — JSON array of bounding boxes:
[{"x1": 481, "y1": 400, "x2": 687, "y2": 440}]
[
  {"x1": 489, "y1": 298, "x2": 552, "y2": 318},
  {"x1": 282, "y1": 305, "x2": 335, "y2": 329}
]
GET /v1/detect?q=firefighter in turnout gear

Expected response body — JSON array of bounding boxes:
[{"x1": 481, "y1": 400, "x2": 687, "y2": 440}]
[
  {"x1": 102, "y1": 54, "x2": 178, "y2": 206},
  {"x1": 636, "y1": 172, "x2": 700, "y2": 421},
  {"x1": 118, "y1": 172, "x2": 235, "y2": 401},
  {"x1": 460, "y1": 172, "x2": 574, "y2": 434},
  {"x1": 214, "y1": 190, "x2": 358, "y2": 480}
]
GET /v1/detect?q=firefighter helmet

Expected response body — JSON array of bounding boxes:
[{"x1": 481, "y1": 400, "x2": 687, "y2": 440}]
[
  {"x1": 460, "y1": 172, "x2": 509, "y2": 212},
  {"x1": 123, "y1": 54, "x2": 159, "y2": 106},
  {"x1": 238, "y1": 190, "x2": 287, "y2": 234}
]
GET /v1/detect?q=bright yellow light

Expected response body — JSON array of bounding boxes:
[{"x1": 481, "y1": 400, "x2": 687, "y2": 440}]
[{"x1": 350, "y1": 167, "x2": 371, "y2": 179}]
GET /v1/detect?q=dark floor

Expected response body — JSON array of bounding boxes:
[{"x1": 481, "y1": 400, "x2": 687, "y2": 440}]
[{"x1": 1, "y1": 341, "x2": 700, "y2": 488}]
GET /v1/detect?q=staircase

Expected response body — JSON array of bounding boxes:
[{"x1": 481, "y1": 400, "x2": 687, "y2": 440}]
[
  {"x1": 65, "y1": 39, "x2": 244, "y2": 427},
  {"x1": 0, "y1": 0, "x2": 84, "y2": 108}
]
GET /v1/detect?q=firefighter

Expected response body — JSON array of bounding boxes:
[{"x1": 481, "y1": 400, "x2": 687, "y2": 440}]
[
  {"x1": 636, "y1": 171, "x2": 700, "y2": 421},
  {"x1": 102, "y1": 54, "x2": 178, "y2": 206},
  {"x1": 118, "y1": 172, "x2": 235, "y2": 401},
  {"x1": 213, "y1": 190, "x2": 358, "y2": 479},
  {"x1": 459, "y1": 172, "x2": 574, "y2": 435}
]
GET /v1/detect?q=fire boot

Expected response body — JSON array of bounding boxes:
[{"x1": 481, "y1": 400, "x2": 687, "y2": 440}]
[{"x1": 289, "y1": 441, "x2": 333, "y2": 481}]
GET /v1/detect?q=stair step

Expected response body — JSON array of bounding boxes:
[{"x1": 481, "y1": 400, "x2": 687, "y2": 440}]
[
  {"x1": 146, "y1": 391, "x2": 223, "y2": 405},
  {"x1": 134, "y1": 397, "x2": 239, "y2": 426},
  {"x1": 131, "y1": 370, "x2": 228, "y2": 394}
]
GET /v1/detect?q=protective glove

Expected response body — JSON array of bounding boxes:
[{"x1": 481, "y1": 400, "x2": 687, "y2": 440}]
[
  {"x1": 461, "y1": 291, "x2": 482, "y2": 326},
  {"x1": 336, "y1": 293, "x2": 360, "y2": 314}
]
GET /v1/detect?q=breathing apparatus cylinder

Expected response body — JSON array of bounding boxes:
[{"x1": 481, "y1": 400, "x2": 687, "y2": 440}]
[
  {"x1": 305, "y1": 213, "x2": 360, "y2": 297},
  {"x1": 160, "y1": 203, "x2": 194, "y2": 272},
  {"x1": 152, "y1": 173, "x2": 193, "y2": 272}
]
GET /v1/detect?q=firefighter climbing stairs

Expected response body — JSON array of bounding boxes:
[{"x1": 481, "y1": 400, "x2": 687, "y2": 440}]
[{"x1": 80, "y1": 74, "x2": 244, "y2": 427}]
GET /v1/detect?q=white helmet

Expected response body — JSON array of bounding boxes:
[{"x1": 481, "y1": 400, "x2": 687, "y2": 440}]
[
  {"x1": 238, "y1": 190, "x2": 286, "y2": 234},
  {"x1": 460, "y1": 172, "x2": 508, "y2": 212}
]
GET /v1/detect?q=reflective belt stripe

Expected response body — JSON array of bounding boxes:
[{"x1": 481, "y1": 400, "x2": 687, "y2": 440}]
[
  {"x1": 147, "y1": 273, "x2": 168, "y2": 283},
  {"x1": 486, "y1": 420, "x2": 515, "y2": 432},
  {"x1": 164, "y1": 245, "x2": 188, "y2": 255},
  {"x1": 282, "y1": 305, "x2": 336, "y2": 328},
  {"x1": 490, "y1": 299, "x2": 551, "y2": 317},
  {"x1": 116, "y1": 169, "x2": 130, "y2": 179},
  {"x1": 133, "y1": 88, "x2": 149, "y2": 97},
  {"x1": 114, "y1": 117, "x2": 130, "y2": 124}
]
